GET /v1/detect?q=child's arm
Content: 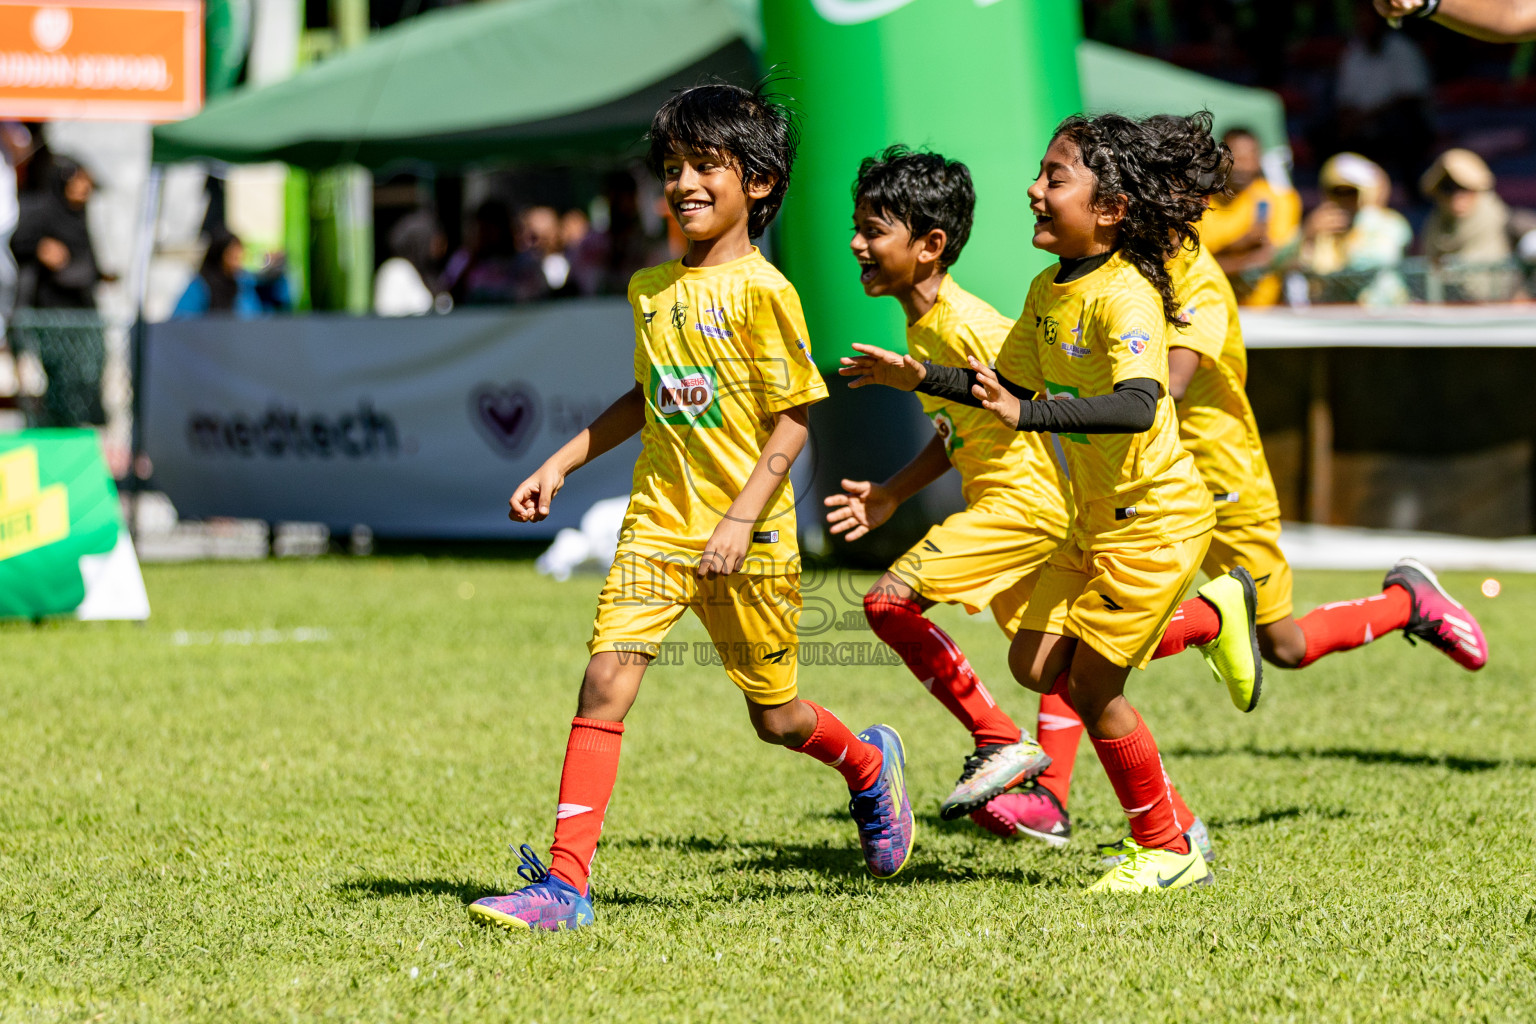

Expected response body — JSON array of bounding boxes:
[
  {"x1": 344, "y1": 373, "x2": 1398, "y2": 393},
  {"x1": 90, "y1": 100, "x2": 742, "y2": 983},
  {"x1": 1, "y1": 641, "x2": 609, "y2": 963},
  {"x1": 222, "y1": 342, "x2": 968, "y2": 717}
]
[
  {"x1": 1167, "y1": 347, "x2": 1201, "y2": 402},
  {"x1": 699, "y1": 402, "x2": 812, "y2": 579},
  {"x1": 509, "y1": 383, "x2": 645, "y2": 522},
  {"x1": 824, "y1": 434, "x2": 952, "y2": 542}
]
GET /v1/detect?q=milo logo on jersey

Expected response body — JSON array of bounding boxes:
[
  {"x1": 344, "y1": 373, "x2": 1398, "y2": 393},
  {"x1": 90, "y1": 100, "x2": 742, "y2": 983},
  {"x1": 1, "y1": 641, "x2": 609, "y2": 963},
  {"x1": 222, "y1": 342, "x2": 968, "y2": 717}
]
[
  {"x1": 930, "y1": 408, "x2": 964, "y2": 456},
  {"x1": 652, "y1": 365, "x2": 723, "y2": 427},
  {"x1": 1043, "y1": 380, "x2": 1088, "y2": 445}
]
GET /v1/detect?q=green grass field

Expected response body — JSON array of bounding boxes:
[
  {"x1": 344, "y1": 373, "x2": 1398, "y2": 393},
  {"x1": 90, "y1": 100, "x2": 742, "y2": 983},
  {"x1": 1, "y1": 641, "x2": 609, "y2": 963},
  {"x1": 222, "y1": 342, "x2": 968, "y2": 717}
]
[{"x1": 3, "y1": 557, "x2": 1534, "y2": 1022}]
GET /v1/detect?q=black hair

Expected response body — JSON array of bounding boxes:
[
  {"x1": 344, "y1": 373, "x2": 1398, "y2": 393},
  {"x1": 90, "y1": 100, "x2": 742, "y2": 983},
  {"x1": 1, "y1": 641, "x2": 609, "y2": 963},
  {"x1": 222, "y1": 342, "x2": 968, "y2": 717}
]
[
  {"x1": 199, "y1": 230, "x2": 242, "y2": 311},
  {"x1": 1222, "y1": 126, "x2": 1258, "y2": 145},
  {"x1": 852, "y1": 145, "x2": 975, "y2": 268},
  {"x1": 1050, "y1": 111, "x2": 1230, "y2": 325},
  {"x1": 646, "y1": 81, "x2": 799, "y2": 239}
]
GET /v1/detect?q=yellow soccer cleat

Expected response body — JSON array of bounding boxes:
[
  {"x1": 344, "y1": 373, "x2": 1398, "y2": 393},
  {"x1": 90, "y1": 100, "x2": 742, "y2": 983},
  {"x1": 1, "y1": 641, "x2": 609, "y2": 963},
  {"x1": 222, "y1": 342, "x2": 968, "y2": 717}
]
[
  {"x1": 1193, "y1": 567, "x2": 1262, "y2": 712},
  {"x1": 1086, "y1": 838, "x2": 1214, "y2": 893}
]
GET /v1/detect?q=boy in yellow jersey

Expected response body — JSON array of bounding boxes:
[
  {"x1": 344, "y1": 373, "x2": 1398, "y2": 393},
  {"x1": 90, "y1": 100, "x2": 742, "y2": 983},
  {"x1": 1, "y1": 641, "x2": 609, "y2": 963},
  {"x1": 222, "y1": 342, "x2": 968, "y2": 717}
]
[
  {"x1": 470, "y1": 85, "x2": 914, "y2": 933},
  {"x1": 844, "y1": 112, "x2": 1242, "y2": 891},
  {"x1": 824, "y1": 147, "x2": 1066, "y2": 829},
  {"x1": 999, "y1": 237, "x2": 1490, "y2": 859},
  {"x1": 834, "y1": 147, "x2": 1258, "y2": 849}
]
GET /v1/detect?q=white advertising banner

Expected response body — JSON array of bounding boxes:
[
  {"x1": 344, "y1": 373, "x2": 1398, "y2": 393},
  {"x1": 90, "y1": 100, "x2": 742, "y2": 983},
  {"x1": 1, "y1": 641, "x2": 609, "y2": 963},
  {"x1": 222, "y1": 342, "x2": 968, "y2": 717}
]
[{"x1": 142, "y1": 302, "x2": 642, "y2": 538}]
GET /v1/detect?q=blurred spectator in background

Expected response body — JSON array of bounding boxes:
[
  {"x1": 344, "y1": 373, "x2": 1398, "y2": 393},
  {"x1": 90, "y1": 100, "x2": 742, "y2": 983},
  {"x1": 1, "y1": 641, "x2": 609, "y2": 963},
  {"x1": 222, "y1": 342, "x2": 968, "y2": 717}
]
[
  {"x1": 10, "y1": 157, "x2": 107, "y2": 310},
  {"x1": 560, "y1": 208, "x2": 589, "y2": 256},
  {"x1": 8, "y1": 155, "x2": 108, "y2": 426},
  {"x1": 1334, "y1": 5, "x2": 1433, "y2": 185},
  {"x1": 569, "y1": 171, "x2": 665, "y2": 296},
  {"x1": 0, "y1": 123, "x2": 31, "y2": 327},
  {"x1": 375, "y1": 210, "x2": 447, "y2": 316},
  {"x1": 444, "y1": 199, "x2": 521, "y2": 305},
  {"x1": 1200, "y1": 127, "x2": 1302, "y2": 305},
  {"x1": 1301, "y1": 152, "x2": 1412, "y2": 305},
  {"x1": 512, "y1": 205, "x2": 578, "y2": 301},
  {"x1": 173, "y1": 231, "x2": 289, "y2": 318},
  {"x1": 1418, "y1": 149, "x2": 1519, "y2": 301}
]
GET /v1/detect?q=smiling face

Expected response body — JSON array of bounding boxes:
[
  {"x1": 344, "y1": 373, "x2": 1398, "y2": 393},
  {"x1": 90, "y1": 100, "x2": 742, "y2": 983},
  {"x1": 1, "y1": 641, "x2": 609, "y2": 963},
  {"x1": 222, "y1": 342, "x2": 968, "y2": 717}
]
[
  {"x1": 661, "y1": 147, "x2": 772, "y2": 247},
  {"x1": 1026, "y1": 134, "x2": 1122, "y2": 259},
  {"x1": 849, "y1": 200, "x2": 939, "y2": 300}
]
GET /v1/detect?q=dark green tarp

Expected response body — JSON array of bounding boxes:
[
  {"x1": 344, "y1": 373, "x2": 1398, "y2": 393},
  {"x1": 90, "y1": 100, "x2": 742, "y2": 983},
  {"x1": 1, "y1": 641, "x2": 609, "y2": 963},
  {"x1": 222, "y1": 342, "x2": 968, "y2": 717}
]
[
  {"x1": 153, "y1": 0, "x2": 1287, "y2": 174},
  {"x1": 152, "y1": 0, "x2": 758, "y2": 168}
]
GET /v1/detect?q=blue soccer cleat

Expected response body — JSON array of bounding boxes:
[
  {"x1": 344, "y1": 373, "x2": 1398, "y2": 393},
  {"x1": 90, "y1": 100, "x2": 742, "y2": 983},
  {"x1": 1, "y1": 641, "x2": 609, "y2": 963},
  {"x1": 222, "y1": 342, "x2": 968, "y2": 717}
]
[
  {"x1": 848, "y1": 724, "x2": 915, "y2": 879},
  {"x1": 467, "y1": 845, "x2": 595, "y2": 932}
]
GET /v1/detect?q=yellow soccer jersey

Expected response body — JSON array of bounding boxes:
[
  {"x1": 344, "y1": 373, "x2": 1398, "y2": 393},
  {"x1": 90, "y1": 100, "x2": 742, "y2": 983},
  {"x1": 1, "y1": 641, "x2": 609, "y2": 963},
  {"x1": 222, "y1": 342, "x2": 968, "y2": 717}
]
[
  {"x1": 620, "y1": 249, "x2": 828, "y2": 575},
  {"x1": 906, "y1": 276, "x2": 1068, "y2": 529},
  {"x1": 1169, "y1": 245, "x2": 1283, "y2": 528},
  {"x1": 998, "y1": 253, "x2": 1214, "y2": 546}
]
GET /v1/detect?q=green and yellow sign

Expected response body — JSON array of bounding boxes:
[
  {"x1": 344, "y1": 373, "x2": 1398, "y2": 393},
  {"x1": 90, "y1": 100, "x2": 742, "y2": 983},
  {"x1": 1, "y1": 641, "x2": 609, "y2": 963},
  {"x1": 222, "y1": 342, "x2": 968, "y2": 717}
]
[{"x1": 0, "y1": 430, "x2": 147, "y2": 621}]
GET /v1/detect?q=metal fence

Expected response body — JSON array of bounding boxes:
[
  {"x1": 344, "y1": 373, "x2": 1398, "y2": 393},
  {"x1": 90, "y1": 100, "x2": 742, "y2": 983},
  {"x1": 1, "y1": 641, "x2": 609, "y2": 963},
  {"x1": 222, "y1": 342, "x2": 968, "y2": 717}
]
[{"x1": 4, "y1": 309, "x2": 108, "y2": 428}]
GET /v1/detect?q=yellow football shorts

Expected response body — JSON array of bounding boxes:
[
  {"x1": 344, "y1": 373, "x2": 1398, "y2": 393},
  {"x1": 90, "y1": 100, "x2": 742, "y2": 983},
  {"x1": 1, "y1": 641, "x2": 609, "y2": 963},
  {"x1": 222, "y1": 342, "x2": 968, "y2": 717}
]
[
  {"x1": 1018, "y1": 533, "x2": 1211, "y2": 669},
  {"x1": 888, "y1": 500, "x2": 1067, "y2": 640},
  {"x1": 1203, "y1": 516, "x2": 1294, "y2": 625},
  {"x1": 588, "y1": 553, "x2": 800, "y2": 705}
]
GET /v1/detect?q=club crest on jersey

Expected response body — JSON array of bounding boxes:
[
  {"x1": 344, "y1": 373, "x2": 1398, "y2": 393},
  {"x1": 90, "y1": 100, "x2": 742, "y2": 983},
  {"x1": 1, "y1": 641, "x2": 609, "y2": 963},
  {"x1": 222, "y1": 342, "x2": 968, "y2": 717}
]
[
  {"x1": 670, "y1": 301, "x2": 689, "y2": 331},
  {"x1": 930, "y1": 408, "x2": 964, "y2": 455},
  {"x1": 695, "y1": 306, "x2": 733, "y2": 340},
  {"x1": 1042, "y1": 316, "x2": 1059, "y2": 346},
  {"x1": 651, "y1": 364, "x2": 723, "y2": 427},
  {"x1": 1120, "y1": 327, "x2": 1150, "y2": 355},
  {"x1": 1062, "y1": 315, "x2": 1090, "y2": 358}
]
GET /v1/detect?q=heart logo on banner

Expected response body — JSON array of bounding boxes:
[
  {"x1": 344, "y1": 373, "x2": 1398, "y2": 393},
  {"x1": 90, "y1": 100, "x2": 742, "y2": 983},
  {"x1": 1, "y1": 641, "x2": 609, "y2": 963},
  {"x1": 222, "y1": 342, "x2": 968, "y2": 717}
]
[
  {"x1": 469, "y1": 383, "x2": 541, "y2": 458},
  {"x1": 31, "y1": 8, "x2": 72, "y2": 52}
]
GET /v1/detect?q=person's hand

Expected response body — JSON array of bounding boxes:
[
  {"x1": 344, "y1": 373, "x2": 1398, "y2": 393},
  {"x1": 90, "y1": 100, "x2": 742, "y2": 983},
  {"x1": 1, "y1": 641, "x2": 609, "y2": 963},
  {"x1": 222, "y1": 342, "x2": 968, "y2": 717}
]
[
  {"x1": 509, "y1": 463, "x2": 566, "y2": 522},
  {"x1": 969, "y1": 357, "x2": 1021, "y2": 429},
  {"x1": 1373, "y1": 0, "x2": 1424, "y2": 21},
  {"x1": 699, "y1": 517, "x2": 752, "y2": 579},
  {"x1": 824, "y1": 479, "x2": 897, "y2": 542},
  {"x1": 838, "y1": 343, "x2": 927, "y2": 391},
  {"x1": 37, "y1": 237, "x2": 68, "y2": 272},
  {"x1": 1304, "y1": 203, "x2": 1351, "y2": 239}
]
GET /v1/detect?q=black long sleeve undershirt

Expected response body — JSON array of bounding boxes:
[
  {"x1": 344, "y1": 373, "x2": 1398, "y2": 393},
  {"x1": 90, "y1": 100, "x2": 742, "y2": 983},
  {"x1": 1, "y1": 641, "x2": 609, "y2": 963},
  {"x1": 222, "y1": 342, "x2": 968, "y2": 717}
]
[{"x1": 915, "y1": 363, "x2": 1160, "y2": 433}]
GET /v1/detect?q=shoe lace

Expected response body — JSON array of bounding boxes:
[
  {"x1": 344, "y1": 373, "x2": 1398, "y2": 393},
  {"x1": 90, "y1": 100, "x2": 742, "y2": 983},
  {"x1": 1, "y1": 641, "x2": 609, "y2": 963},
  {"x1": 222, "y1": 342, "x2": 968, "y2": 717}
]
[
  {"x1": 848, "y1": 786, "x2": 891, "y2": 839},
  {"x1": 1105, "y1": 838, "x2": 1151, "y2": 879},
  {"x1": 509, "y1": 843, "x2": 573, "y2": 904},
  {"x1": 955, "y1": 744, "x2": 1004, "y2": 784},
  {"x1": 1095, "y1": 835, "x2": 1134, "y2": 862}
]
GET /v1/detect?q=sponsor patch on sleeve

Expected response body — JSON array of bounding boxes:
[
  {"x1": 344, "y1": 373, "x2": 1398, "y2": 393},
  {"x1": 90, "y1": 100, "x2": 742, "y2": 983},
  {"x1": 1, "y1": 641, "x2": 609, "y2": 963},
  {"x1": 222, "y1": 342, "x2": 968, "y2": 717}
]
[{"x1": 1120, "y1": 327, "x2": 1150, "y2": 356}]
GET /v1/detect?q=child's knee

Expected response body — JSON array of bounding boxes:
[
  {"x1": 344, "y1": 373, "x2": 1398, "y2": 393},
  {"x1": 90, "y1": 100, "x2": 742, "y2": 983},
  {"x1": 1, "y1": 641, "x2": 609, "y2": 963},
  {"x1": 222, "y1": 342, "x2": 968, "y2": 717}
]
[
  {"x1": 577, "y1": 653, "x2": 642, "y2": 719},
  {"x1": 750, "y1": 701, "x2": 811, "y2": 746}
]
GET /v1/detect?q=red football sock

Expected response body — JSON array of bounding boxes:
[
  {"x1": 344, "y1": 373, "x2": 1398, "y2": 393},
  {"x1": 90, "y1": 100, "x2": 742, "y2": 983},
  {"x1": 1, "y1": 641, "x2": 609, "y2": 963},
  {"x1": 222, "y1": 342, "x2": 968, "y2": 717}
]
[
  {"x1": 1090, "y1": 710, "x2": 1191, "y2": 854},
  {"x1": 547, "y1": 717, "x2": 625, "y2": 895},
  {"x1": 1297, "y1": 586, "x2": 1411, "y2": 668},
  {"x1": 1033, "y1": 672, "x2": 1084, "y2": 807},
  {"x1": 792, "y1": 701, "x2": 883, "y2": 792},
  {"x1": 1151, "y1": 595, "x2": 1222, "y2": 661},
  {"x1": 864, "y1": 592, "x2": 1021, "y2": 746}
]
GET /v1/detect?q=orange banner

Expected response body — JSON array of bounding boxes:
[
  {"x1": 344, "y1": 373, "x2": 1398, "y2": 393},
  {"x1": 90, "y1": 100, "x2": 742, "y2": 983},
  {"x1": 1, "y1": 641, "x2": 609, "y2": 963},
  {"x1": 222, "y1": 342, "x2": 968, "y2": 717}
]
[{"x1": 0, "y1": 0, "x2": 201, "y2": 122}]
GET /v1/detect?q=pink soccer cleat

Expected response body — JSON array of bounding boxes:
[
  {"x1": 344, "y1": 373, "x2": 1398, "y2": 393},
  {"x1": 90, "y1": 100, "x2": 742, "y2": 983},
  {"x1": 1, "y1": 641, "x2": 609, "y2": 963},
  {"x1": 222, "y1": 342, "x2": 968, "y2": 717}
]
[
  {"x1": 1384, "y1": 558, "x2": 1488, "y2": 671},
  {"x1": 970, "y1": 786, "x2": 1071, "y2": 847}
]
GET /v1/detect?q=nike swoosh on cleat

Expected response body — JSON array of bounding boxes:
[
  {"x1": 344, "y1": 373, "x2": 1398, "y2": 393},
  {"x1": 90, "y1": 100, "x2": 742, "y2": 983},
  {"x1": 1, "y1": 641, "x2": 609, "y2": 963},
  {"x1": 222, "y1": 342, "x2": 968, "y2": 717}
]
[
  {"x1": 1157, "y1": 862, "x2": 1196, "y2": 887},
  {"x1": 556, "y1": 803, "x2": 592, "y2": 819}
]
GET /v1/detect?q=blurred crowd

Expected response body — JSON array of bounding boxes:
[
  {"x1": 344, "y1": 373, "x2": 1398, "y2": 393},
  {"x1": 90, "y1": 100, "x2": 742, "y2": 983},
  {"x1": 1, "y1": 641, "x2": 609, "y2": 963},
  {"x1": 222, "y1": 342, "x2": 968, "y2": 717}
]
[
  {"x1": 1209, "y1": 130, "x2": 1533, "y2": 306},
  {"x1": 371, "y1": 170, "x2": 677, "y2": 317}
]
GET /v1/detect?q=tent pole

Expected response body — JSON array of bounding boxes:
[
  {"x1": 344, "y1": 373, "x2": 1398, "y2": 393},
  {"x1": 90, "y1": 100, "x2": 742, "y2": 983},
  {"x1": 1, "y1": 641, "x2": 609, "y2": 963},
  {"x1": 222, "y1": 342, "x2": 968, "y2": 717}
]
[{"x1": 125, "y1": 163, "x2": 164, "y2": 541}]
